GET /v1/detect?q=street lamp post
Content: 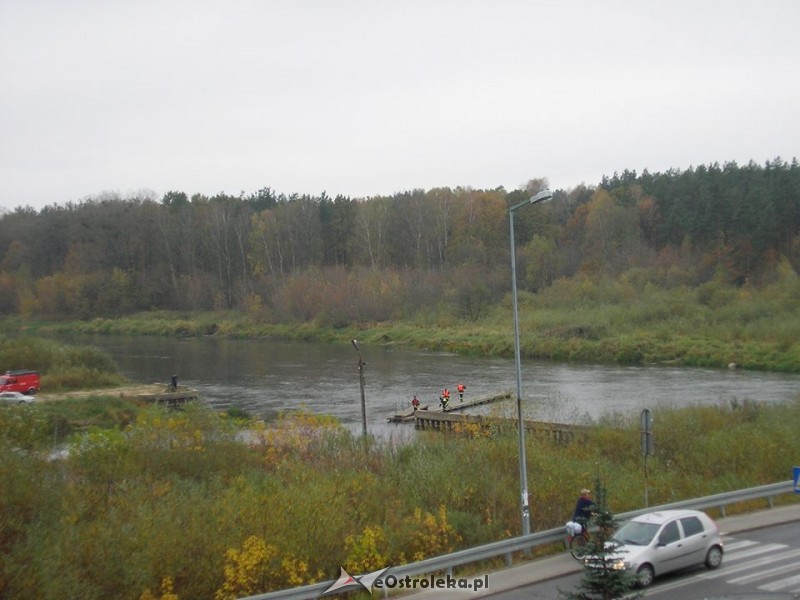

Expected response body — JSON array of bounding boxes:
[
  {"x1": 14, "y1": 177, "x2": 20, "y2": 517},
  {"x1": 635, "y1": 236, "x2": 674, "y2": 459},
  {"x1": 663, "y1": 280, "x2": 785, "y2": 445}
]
[
  {"x1": 352, "y1": 339, "x2": 367, "y2": 438},
  {"x1": 509, "y1": 189, "x2": 552, "y2": 537}
]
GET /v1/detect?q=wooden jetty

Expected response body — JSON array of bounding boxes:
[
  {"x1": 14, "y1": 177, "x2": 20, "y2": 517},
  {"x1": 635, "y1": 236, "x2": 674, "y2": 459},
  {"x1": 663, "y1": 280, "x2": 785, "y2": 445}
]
[
  {"x1": 388, "y1": 405, "x2": 430, "y2": 423},
  {"x1": 414, "y1": 411, "x2": 586, "y2": 445},
  {"x1": 442, "y1": 389, "x2": 513, "y2": 412},
  {"x1": 119, "y1": 385, "x2": 200, "y2": 408},
  {"x1": 388, "y1": 390, "x2": 512, "y2": 423}
]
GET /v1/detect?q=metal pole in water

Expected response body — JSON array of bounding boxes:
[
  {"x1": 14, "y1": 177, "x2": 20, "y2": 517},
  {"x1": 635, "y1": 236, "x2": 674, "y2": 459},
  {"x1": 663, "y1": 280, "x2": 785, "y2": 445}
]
[{"x1": 353, "y1": 339, "x2": 367, "y2": 438}]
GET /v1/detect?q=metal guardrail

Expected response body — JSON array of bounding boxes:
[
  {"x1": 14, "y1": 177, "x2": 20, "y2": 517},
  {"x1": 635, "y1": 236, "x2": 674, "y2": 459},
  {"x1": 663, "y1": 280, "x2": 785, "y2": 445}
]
[{"x1": 240, "y1": 480, "x2": 795, "y2": 600}]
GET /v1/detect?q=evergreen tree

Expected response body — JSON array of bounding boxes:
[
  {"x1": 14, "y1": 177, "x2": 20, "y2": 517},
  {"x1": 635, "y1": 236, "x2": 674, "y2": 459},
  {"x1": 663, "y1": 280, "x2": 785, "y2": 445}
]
[{"x1": 559, "y1": 480, "x2": 641, "y2": 600}]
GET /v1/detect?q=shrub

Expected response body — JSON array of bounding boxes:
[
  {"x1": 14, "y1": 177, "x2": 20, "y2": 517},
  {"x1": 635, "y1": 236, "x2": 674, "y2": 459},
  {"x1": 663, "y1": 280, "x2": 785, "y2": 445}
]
[{"x1": 2, "y1": 400, "x2": 800, "y2": 599}]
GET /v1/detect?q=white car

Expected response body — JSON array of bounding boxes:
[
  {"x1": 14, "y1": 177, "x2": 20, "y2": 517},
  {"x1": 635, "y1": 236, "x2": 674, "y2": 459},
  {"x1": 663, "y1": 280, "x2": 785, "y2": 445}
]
[
  {"x1": 0, "y1": 391, "x2": 35, "y2": 404},
  {"x1": 598, "y1": 509, "x2": 723, "y2": 587}
]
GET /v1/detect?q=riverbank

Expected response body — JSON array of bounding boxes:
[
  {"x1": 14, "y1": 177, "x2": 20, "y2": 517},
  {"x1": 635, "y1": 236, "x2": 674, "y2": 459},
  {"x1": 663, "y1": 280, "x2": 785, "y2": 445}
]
[{"x1": 11, "y1": 290, "x2": 800, "y2": 373}]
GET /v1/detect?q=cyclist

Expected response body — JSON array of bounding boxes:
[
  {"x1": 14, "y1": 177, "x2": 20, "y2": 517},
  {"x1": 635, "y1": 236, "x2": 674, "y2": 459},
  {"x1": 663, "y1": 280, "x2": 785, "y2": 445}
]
[
  {"x1": 572, "y1": 488, "x2": 595, "y2": 531},
  {"x1": 565, "y1": 488, "x2": 596, "y2": 559}
]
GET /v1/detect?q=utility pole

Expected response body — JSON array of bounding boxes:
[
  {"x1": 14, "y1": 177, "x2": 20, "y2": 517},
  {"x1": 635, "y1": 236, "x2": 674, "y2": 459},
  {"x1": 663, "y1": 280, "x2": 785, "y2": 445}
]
[{"x1": 352, "y1": 340, "x2": 367, "y2": 438}]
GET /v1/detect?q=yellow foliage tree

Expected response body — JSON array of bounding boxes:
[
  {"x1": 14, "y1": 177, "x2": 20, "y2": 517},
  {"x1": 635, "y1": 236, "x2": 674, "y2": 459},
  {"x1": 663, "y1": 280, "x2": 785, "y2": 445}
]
[
  {"x1": 139, "y1": 577, "x2": 179, "y2": 600},
  {"x1": 344, "y1": 526, "x2": 388, "y2": 574},
  {"x1": 215, "y1": 536, "x2": 313, "y2": 600},
  {"x1": 404, "y1": 506, "x2": 461, "y2": 562}
]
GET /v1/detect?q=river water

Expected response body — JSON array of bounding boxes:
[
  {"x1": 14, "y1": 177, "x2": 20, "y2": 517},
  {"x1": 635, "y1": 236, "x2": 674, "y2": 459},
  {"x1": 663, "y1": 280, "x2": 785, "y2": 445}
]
[{"x1": 51, "y1": 334, "x2": 800, "y2": 434}]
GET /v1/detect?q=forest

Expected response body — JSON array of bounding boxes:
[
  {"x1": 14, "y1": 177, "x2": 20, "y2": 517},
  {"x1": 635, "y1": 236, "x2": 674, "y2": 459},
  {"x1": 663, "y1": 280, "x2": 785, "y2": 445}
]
[{"x1": 1, "y1": 158, "x2": 799, "y2": 326}]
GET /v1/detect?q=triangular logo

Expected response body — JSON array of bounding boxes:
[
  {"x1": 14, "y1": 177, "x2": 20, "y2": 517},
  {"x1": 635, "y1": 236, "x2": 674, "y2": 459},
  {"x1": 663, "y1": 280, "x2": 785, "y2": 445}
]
[
  {"x1": 322, "y1": 566, "x2": 390, "y2": 595},
  {"x1": 322, "y1": 567, "x2": 361, "y2": 595}
]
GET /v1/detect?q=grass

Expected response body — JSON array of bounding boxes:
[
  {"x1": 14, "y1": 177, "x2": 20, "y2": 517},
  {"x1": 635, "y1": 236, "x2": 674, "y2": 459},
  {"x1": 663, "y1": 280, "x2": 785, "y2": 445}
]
[
  {"x1": 1, "y1": 397, "x2": 799, "y2": 599},
  {"x1": 0, "y1": 335, "x2": 127, "y2": 390},
  {"x1": 9, "y1": 273, "x2": 797, "y2": 372}
]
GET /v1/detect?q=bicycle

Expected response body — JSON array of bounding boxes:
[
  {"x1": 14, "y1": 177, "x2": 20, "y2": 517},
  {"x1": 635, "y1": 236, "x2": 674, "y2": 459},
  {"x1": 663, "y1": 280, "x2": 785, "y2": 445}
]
[{"x1": 565, "y1": 522, "x2": 590, "y2": 560}]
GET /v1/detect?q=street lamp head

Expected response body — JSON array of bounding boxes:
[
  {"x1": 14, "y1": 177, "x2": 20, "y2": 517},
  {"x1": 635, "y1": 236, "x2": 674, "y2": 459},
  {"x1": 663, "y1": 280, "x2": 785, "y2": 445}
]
[
  {"x1": 510, "y1": 189, "x2": 553, "y2": 213},
  {"x1": 529, "y1": 189, "x2": 553, "y2": 205}
]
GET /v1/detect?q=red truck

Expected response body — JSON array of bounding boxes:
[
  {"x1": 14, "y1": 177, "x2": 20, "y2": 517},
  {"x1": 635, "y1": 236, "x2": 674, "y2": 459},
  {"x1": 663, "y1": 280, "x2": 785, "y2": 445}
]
[{"x1": 0, "y1": 370, "x2": 41, "y2": 395}]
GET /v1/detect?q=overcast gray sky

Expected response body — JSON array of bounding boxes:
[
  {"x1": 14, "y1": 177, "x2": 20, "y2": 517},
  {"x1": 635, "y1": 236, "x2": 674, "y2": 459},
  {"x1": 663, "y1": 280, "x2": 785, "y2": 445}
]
[{"x1": 1, "y1": 0, "x2": 798, "y2": 210}]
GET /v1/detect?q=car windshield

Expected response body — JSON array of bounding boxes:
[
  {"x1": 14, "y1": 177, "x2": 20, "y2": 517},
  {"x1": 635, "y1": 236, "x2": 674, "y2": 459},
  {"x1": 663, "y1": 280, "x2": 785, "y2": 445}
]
[{"x1": 612, "y1": 521, "x2": 661, "y2": 546}]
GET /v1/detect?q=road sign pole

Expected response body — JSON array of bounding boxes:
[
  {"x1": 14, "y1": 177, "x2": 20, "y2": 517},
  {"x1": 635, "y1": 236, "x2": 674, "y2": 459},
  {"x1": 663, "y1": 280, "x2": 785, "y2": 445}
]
[{"x1": 641, "y1": 409, "x2": 654, "y2": 507}]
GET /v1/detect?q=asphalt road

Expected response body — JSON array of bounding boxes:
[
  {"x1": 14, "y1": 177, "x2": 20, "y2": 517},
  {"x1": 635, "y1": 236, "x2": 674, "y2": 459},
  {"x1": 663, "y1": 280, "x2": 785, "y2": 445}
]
[
  {"x1": 485, "y1": 521, "x2": 800, "y2": 598},
  {"x1": 406, "y1": 503, "x2": 800, "y2": 600}
]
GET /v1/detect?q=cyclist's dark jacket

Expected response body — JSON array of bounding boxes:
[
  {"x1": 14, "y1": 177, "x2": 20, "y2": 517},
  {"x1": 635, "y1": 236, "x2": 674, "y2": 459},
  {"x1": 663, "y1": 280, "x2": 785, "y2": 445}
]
[{"x1": 572, "y1": 498, "x2": 595, "y2": 524}]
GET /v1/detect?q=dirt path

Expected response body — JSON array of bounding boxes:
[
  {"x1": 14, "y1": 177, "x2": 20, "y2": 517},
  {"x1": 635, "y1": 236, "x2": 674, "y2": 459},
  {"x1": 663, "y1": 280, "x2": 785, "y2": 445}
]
[{"x1": 37, "y1": 384, "x2": 177, "y2": 401}]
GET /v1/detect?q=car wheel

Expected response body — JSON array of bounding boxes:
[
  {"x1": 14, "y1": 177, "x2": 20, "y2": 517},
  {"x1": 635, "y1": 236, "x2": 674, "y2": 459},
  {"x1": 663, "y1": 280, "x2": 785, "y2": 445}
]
[
  {"x1": 636, "y1": 564, "x2": 655, "y2": 588},
  {"x1": 705, "y1": 545, "x2": 723, "y2": 569},
  {"x1": 27, "y1": 388, "x2": 36, "y2": 395}
]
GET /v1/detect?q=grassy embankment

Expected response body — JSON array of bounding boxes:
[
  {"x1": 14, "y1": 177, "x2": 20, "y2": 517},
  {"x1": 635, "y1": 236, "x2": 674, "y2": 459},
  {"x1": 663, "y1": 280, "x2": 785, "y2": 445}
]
[
  {"x1": 0, "y1": 335, "x2": 127, "y2": 391},
  {"x1": 2, "y1": 392, "x2": 799, "y2": 600},
  {"x1": 2, "y1": 339, "x2": 800, "y2": 599},
  {"x1": 16, "y1": 272, "x2": 800, "y2": 372}
]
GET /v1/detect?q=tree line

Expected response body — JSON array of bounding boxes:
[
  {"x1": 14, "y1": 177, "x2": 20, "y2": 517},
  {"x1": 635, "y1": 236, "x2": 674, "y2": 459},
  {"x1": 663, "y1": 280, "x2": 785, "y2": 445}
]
[{"x1": 0, "y1": 158, "x2": 798, "y2": 322}]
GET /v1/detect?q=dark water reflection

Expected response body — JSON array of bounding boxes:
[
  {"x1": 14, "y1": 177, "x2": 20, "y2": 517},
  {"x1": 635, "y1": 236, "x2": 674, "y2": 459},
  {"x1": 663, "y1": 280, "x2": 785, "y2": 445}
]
[{"x1": 49, "y1": 334, "x2": 800, "y2": 434}]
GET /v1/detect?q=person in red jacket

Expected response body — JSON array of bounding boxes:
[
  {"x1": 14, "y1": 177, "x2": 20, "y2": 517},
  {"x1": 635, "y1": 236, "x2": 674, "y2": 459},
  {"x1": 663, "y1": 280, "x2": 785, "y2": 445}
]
[{"x1": 457, "y1": 382, "x2": 466, "y2": 402}]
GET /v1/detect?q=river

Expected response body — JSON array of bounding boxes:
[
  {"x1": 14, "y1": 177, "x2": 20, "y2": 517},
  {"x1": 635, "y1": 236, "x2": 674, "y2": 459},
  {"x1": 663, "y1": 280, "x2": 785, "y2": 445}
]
[{"x1": 50, "y1": 334, "x2": 800, "y2": 435}]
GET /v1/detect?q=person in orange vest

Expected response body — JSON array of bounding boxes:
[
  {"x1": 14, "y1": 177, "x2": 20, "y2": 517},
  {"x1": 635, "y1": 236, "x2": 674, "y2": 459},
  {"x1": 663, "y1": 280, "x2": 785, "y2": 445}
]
[
  {"x1": 411, "y1": 394, "x2": 420, "y2": 411},
  {"x1": 457, "y1": 382, "x2": 466, "y2": 402},
  {"x1": 440, "y1": 388, "x2": 451, "y2": 410}
]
